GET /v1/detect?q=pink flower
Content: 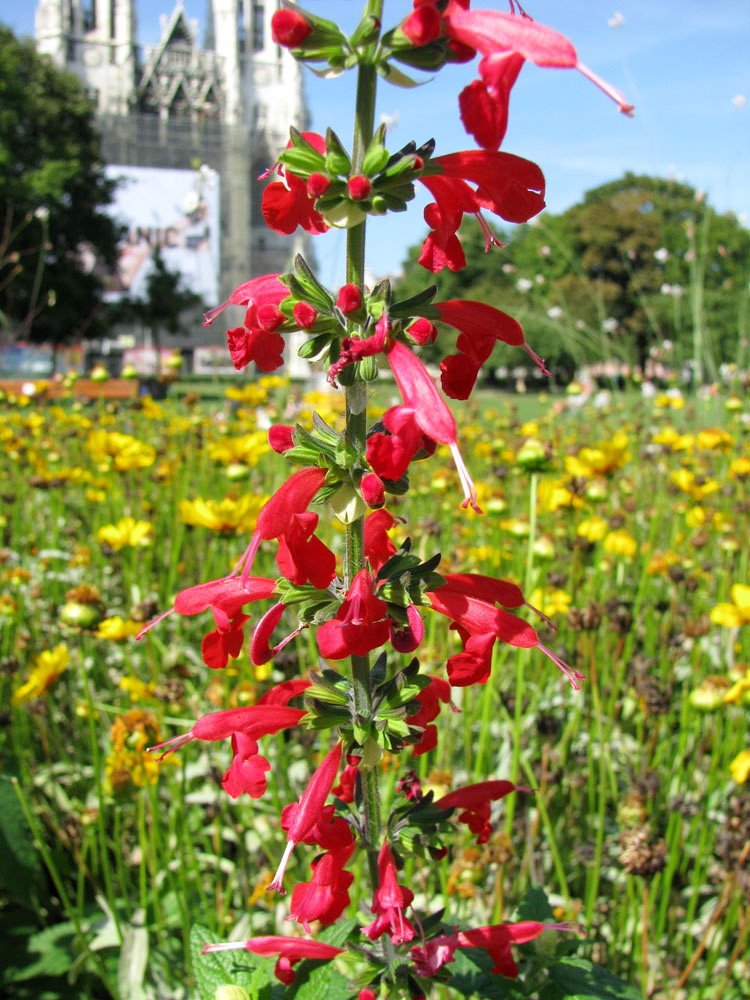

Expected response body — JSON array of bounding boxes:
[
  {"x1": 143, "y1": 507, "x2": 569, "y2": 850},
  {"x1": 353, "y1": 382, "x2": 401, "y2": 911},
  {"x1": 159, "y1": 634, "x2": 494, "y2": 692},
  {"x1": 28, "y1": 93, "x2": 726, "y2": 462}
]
[
  {"x1": 269, "y1": 741, "x2": 343, "y2": 893},
  {"x1": 434, "y1": 780, "x2": 527, "y2": 844},
  {"x1": 202, "y1": 936, "x2": 343, "y2": 986},
  {"x1": 317, "y1": 569, "x2": 392, "y2": 660},
  {"x1": 411, "y1": 933, "x2": 459, "y2": 977},
  {"x1": 362, "y1": 841, "x2": 416, "y2": 945}
]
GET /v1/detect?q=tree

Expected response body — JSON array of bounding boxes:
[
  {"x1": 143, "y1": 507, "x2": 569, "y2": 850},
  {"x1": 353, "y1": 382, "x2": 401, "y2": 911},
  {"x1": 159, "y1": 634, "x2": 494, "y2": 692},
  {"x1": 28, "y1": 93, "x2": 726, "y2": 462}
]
[
  {"x1": 396, "y1": 173, "x2": 750, "y2": 382},
  {"x1": 0, "y1": 25, "x2": 120, "y2": 345}
]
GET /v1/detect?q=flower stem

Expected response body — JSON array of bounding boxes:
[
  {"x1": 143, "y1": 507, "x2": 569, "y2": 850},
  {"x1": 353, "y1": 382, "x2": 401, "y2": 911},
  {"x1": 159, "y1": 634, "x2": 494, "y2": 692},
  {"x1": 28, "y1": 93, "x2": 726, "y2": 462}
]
[{"x1": 345, "y1": 0, "x2": 383, "y2": 889}]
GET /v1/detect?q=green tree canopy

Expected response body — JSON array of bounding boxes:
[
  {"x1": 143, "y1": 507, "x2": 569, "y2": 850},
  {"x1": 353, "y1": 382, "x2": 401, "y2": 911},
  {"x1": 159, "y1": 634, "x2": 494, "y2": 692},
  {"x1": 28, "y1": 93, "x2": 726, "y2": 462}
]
[
  {"x1": 0, "y1": 25, "x2": 120, "y2": 344},
  {"x1": 396, "y1": 173, "x2": 750, "y2": 383}
]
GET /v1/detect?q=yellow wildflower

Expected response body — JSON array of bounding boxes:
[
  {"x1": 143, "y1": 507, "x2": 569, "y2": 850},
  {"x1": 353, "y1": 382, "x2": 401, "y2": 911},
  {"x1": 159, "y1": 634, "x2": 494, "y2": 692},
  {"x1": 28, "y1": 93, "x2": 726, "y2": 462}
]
[
  {"x1": 647, "y1": 550, "x2": 680, "y2": 575},
  {"x1": 695, "y1": 428, "x2": 732, "y2": 451},
  {"x1": 225, "y1": 384, "x2": 267, "y2": 405},
  {"x1": 729, "y1": 456, "x2": 750, "y2": 479},
  {"x1": 529, "y1": 587, "x2": 572, "y2": 618},
  {"x1": 97, "y1": 517, "x2": 153, "y2": 551},
  {"x1": 577, "y1": 517, "x2": 608, "y2": 542},
  {"x1": 685, "y1": 507, "x2": 705, "y2": 528},
  {"x1": 12, "y1": 644, "x2": 69, "y2": 705},
  {"x1": 603, "y1": 530, "x2": 638, "y2": 560},
  {"x1": 538, "y1": 478, "x2": 582, "y2": 512},
  {"x1": 729, "y1": 750, "x2": 750, "y2": 784},
  {"x1": 105, "y1": 710, "x2": 172, "y2": 791},
  {"x1": 724, "y1": 667, "x2": 750, "y2": 706},
  {"x1": 179, "y1": 493, "x2": 268, "y2": 533},
  {"x1": 97, "y1": 617, "x2": 144, "y2": 641},
  {"x1": 654, "y1": 392, "x2": 684, "y2": 410},
  {"x1": 119, "y1": 675, "x2": 157, "y2": 701},
  {"x1": 87, "y1": 430, "x2": 156, "y2": 471},
  {"x1": 564, "y1": 430, "x2": 630, "y2": 477},
  {"x1": 710, "y1": 584, "x2": 750, "y2": 627},
  {"x1": 207, "y1": 431, "x2": 271, "y2": 466}
]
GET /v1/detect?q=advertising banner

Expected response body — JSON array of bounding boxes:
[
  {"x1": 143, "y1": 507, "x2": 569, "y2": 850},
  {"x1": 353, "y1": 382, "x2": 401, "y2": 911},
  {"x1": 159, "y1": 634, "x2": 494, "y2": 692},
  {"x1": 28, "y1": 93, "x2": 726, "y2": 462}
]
[{"x1": 103, "y1": 164, "x2": 220, "y2": 307}]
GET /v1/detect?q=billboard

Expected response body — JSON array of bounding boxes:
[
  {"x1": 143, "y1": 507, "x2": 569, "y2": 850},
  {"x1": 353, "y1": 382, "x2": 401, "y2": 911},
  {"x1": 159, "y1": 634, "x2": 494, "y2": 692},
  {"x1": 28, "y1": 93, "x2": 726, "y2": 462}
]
[{"x1": 103, "y1": 164, "x2": 220, "y2": 306}]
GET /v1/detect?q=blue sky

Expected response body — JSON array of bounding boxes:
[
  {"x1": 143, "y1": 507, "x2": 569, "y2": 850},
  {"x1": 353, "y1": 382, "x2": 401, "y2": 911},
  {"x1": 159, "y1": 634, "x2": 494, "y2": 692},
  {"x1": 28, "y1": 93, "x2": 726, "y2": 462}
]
[{"x1": 3, "y1": 1, "x2": 748, "y2": 285}]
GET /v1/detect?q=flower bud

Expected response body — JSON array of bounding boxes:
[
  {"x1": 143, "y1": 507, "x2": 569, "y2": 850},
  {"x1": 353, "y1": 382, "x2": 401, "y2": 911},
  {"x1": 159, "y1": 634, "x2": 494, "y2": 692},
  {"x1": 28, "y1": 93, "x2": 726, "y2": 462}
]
[
  {"x1": 268, "y1": 424, "x2": 294, "y2": 453},
  {"x1": 337, "y1": 284, "x2": 362, "y2": 314},
  {"x1": 293, "y1": 301, "x2": 318, "y2": 329},
  {"x1": 271, "y1": 9, "x2": 312, "y2": 48},
  {"x1": 407, "y1": 318, "x2": 437, "y2": 345},
  {"x1": 361, "y1": 472, "x2": 385, "y2": 509},
  {"x1": 348, "y1": 175, "x2": 372, "y2": 200},
  {"x1": 307, "y1": 172, "x2": 331, "y2": 199},
  {"x1": 402, "y1": 6, "x2": 442, "y2": 46},
  {"x1": 255, "y1": 303, "x2": 285, "y2": 332},
  {"x1": 515, "y1": 437, "x2": 552, "y2": 472}
]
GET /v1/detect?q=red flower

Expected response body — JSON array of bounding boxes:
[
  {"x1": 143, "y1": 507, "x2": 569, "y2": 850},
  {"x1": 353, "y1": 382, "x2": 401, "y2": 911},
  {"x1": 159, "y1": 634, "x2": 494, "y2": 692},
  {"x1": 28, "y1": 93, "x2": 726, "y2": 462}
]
[
  {"x1": 289, "y1": 848, "x2": 355, "y2": 930},
  {"x1": 405, "y1": 675, "x2": 453, "y2": 756},
  {"x1": 275, "y1": 511, "x2": 337, "y2": 589},
  {"x1": 411, "y1": 933, "x2": 459, "y2": 978},
  {"x1": 386, "y1": 341, "x2": 481, "y2": 512},
  {"x1": 262, "y1": 133, "x2": 329, "y2": 236},
  {"x1": 202, "y1": 273, "x2": 289, "y2": 327},
  {"x1": 362, "y1": 841, "x2": 416, "y2": 945},
  {"x1": 456, "y1": 921, "x2": 580, "y2": 978},
  {"x1": 435, "y1": 780, "x2": 525, "y2": 844},
  {"x1": 202, "y1": 936, "x2": 344, "y2": 986},
  {"x1": 148, "y1": 703, "x2": 305, "y2": 760},
  {"x1": 436, "y1": 299, "x2": 550, "y2": 400},
  {"x1": 201, "y1": 611, "x2": 250, "y2": 670},
  {"x1": 364, "y1": 509, "x2": 400, "y2": 574},
  {"x1": 269, "y1": 742, "x2": 343, "y2": 893},
  {"x1": 317, "y1": 569, "x2": 391, "y2": 660},
  {"x1": 444, "y1": 6, "x2": 634, "y2": 151},
  {"x1": 221, "y1": 731, "x2": 272, "y2": 799}
]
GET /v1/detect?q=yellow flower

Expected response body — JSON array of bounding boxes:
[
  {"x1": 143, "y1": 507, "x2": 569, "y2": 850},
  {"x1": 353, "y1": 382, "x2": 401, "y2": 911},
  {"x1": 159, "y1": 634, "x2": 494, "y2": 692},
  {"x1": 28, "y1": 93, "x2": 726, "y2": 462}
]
[
  {"x1": 729, "y1": 750, "x2": 750, "y2": 784},
  {"x1": 685, "y1": 506, "x2": 706, "y2": 528},
  {"x1": 207, "y1": 432, "x2": 271, "y2": 466},
  {"x1": 670, "y1": 468, "x2": 719, "y2": 501},
  {"x1": 529, "y1": 587, "x2": 572, "y2": 618},
  {"x1": 97, "y1": 517, "x2": 153, "y2": 551},
  {"x1": 710, "y1": 584, "x2": 750, "y2": 627},
  {"x1": 564, "y1": 431, "x2": 630, "y2": 477},
  {"x1": 577, "y1": 517, "x2": 608, "y2": 542},
  {"x1": 724, "y1": 667, "x2": 750, "y2": 705},
  {"x1": 105, "y1": 710, "x2": 172, "y2": 791},
  {"x1": 654, "y1": 392, "x2": 684, "y2": 410},
  {"x1": 119, "y1": 675, "x2": 157, "y2": 701},
  {"x1": 695, "y1": 428, "x2": 732, "y2": 451},
  {"x1": 179, "y1": 493, "x2": 268, "y2": 533},
  {"x1": 730, "y1": 456, "x2": 750, "y2": 479},
  {"x1": 538, "y1": 478, "x2": 582, "y2": 512},
  {"x1": 647, "y1": 550, "x2": 680, "y2": 576},
  {"x1": 97, "y1": 617, "x2": 144, "y2": 641},
  {"x1": 87, "y1": 430, "x2": 156, "y2": 471},
  {"x1": 12, "y1": 644, "x2": 69, "y2": 705},
  {"x1": 603, "y1": 530, "x2": 638, "y2": 560}
]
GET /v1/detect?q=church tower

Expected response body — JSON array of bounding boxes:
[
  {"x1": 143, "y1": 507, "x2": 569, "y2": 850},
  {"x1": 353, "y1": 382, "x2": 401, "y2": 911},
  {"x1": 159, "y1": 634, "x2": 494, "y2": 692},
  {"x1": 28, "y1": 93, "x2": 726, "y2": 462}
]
[{"x1": 33, "y1": 0, "x2": 309, "y2": 306}]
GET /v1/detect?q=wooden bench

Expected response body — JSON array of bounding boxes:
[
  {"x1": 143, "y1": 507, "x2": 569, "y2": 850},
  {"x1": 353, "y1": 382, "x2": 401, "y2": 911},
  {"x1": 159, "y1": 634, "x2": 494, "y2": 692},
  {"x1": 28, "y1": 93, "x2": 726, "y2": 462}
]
[{"x1": 0, "y1": 378, "x2": 140, "y2": 400}]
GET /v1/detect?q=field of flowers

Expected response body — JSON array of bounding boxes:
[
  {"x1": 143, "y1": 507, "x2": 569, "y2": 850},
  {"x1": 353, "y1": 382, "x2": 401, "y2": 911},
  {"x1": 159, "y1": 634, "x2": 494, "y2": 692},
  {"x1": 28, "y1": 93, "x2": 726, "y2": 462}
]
[{"x1": 0, "y1": 378, "x2": 747, "y2": 1000}]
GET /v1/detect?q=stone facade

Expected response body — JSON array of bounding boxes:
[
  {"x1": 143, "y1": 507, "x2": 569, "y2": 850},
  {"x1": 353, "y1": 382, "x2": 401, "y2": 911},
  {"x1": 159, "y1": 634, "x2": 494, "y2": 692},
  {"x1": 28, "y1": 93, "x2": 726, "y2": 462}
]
[{"x1": 33, "y1": 0, "x2": 309, "y2": 366}]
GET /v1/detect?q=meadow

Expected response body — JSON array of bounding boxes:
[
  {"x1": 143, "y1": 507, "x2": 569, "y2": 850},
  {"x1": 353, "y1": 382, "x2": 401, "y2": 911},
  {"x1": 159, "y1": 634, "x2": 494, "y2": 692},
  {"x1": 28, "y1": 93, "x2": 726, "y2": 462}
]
[{"x1": 0, "y1": 376, "x2": 747, "y2": 1000}]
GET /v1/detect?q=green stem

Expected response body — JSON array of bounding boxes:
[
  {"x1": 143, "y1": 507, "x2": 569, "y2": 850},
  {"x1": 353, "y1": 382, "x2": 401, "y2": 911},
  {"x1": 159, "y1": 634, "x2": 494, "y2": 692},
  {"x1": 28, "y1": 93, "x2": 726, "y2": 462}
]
[{"x1": 344, "y1": 0, "x2": 383, "y2": 892}]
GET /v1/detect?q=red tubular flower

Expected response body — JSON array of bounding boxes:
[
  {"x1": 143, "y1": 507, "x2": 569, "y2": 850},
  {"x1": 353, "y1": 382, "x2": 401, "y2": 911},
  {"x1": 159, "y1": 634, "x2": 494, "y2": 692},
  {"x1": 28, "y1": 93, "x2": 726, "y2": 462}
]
[
  {"x1": 432, "y1": 150, "x2": 545, "y2": 226},
  {"x1": 262, "y1": 132, "x2": 329, "y2": 236},
  {"x1": 271, "y1": 9, "x2": 313, "y2": 48},
  {"x1": 202, "y1": 273, "x2": 288, "y2": 328},
  {"x1": 436, "y1": 299, "x2": 550, "y2": 399},
  {"x1": 434, "y1": 780, "x2": 526, "y2": 843},
  {"x1": 411, "y1": 933, "x2": 459, "y2": 978},
  {"x1": 221, "y1": 731, "x2": 271, "y2": 799},
  {"x1": 202, "y1": 936, "x2": 344, "y2": 986},
  {"x1": 268, "y1": 423, "x2": 295, "y2": 453},
  {"x1": 317, "y1": 569, "x2": 392, "y2": 660},
  {"x1": 405, "y1": 675, "x2": 454, "y2": 755},
  {"x1": 458, "y1": 51, "x2": 524, "y2": 151},
  {"x1": 269, "y1": 741, "x2": 343, "y2": 893},
  {"x1": 456, "y1": 921, "x2": 581, "y2": 978},
  {"x1": 148, "y1": 703, "x2": 305, "y2": 759},
  {"x1": 362, "y1": 841, "x2": 416, "y2": 945},
  {"x1": 386, "y1": 341, "x2": 481, "y2": 512},
  {"x1": 289, "y1": 848, "x2": 355, "y2": 930},
  {"x1": 275, "y1": 511, "x2": 337, "y2": 589},
  {"x1": 402, "y1": 5, "x2": 443, "y2": 46},
  {"x1": 364, "y1": 509, "x2": 399, "y2": 574},
  {"x1": 389, "y1": 602, "x2": 425, "y2": 654},
  {"x1": 226, "y1": 325, "x2": 285, "y2": 372},
  {"x1": 444, "y1": 6, "x2": 634, "y2": 127},
  {"x1": 201, "y1": 611, "x2": 250, "y2": 669}
]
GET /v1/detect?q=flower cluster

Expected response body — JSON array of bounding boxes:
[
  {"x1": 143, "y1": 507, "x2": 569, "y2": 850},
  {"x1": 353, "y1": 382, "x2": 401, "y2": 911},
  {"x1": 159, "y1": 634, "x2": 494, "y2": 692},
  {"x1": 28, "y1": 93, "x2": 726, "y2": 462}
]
[{"x1": 134, "y1": 2, "x2": 632, "y2": 995}]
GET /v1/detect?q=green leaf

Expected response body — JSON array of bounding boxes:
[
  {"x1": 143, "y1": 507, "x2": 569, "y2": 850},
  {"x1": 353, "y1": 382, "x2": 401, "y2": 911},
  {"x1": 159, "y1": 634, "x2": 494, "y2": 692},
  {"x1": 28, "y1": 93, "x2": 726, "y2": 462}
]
[
  {"x1": 190, "y1": 924, "x2": 276, "y2": 1000},
  {"x1": 0, "y1": 773, "x2": 45, "y2": 905},
  {"x1": 514, "y1": 885, "x2": 556, "y2": 923},
  {"x1": 545, "y1": 958, "x2": 644, "y2": 1000},
  {"x1": 447, "y1": 946, "x2": 527, "y2": 999},
  {"x1": 1, "y1": 920, "x2": 76, "y2": 984}
]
